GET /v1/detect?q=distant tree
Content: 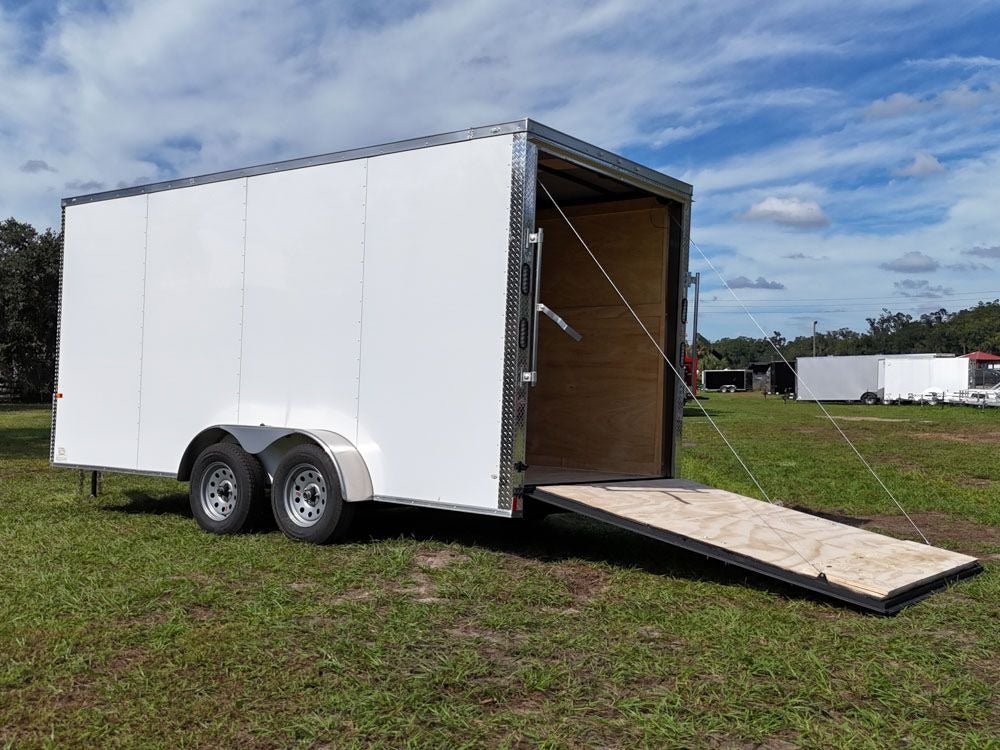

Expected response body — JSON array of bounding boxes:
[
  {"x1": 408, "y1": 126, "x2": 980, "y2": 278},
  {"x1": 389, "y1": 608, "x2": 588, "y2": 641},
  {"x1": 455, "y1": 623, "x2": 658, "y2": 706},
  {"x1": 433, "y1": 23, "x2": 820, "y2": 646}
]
[
  {"x1": 699, "y1": 301, "x2": 1000, "y2": 368},
  {"x1": 0, "y1": 218, "x2": 61, "y2": 401}
]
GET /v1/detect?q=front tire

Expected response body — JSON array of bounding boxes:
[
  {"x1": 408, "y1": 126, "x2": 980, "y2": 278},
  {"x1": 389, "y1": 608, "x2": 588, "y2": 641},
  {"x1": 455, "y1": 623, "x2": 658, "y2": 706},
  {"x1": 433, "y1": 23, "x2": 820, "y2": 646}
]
[
  {"x1": 861, "y1": 392, "x2": 879, "y2": 406},
  {"x1": 189, "y1": 443, "x2": 267, "y2": 534},
  {"x1": 271, "y1": 444, "x2": 355, "y2": 544}
]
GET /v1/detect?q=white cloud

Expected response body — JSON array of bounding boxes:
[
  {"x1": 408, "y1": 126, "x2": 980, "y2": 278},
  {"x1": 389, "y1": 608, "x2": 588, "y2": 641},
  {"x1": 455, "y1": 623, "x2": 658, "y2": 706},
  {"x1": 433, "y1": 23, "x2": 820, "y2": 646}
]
[
  {"x1": 893, "y1": 279, "x2": 953, "y2": 298},
  {"x1": 783, "y1": 252, "x2": 829, "y2": 260},
  {"x1": 2, "y1": 0, "x2": 999, "y2": 340},
  {"x1": 741, "y1": 196, "x2": 830, "y2": 228},
  {"x1": 893, "y1": 152, "x2": 945, "y2": 177},
  {"x1": 963, "y1": 245, "x2": 1000, "y2": 258},
  {"x1": 906, "y1": 55, "x2": 1000, "y2": 69},
  {"x1": 866, "y1": 92, "x2": 929, "y2": 119},
  {"x1": 19, "y1": 159, "x2": 56, "y2": 173},
  {"x1": 947, "y1": 261, "x2": 991, "y2": 272},
  {"x1": 879, "y1": 251, "x2": 940, "y2": 272},
  {"x1": 726, "y1": 275, "x2": 786, "y2": 290}
]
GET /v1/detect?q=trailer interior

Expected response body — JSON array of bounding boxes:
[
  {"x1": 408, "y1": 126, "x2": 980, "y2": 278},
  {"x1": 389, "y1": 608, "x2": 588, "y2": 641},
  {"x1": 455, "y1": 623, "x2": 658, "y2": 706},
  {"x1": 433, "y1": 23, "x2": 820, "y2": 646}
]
[
  {"x1": 520, "y1": 139, "x2": 980, "y2": 614},
  {"x1": 524, "y1": 151, "x2": 684, "y2": 486}
]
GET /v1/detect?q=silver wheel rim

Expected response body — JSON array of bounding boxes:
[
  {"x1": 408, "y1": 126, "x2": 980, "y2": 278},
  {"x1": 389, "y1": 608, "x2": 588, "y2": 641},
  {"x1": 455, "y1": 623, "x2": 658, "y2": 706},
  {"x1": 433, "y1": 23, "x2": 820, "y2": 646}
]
[
  {"x1": 283, "y1": 463, "x2": 328, "y2": 527},
  {"x1": 200, "y1": 461, "x2": 238, "y2": 521}
]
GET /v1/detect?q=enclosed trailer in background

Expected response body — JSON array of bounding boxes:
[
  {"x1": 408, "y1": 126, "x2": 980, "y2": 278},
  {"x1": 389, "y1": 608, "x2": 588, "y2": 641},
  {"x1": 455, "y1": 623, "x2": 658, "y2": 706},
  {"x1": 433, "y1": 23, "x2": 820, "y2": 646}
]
[
  {"x1": 52, "y1": 120, "x2": 978, "y2": 612},
  {"x1": 883, "y1": 357, "x2": 970, "y2": 403},
  {"x1": 749, "y1": 360, "x2": 795, "y2": 395},
  {"x1": 795, "y1": 354, "x2": 949, "y2": 404},
  {"x1": 702, "y1": 369, "x2": 752, "y2": 392}
]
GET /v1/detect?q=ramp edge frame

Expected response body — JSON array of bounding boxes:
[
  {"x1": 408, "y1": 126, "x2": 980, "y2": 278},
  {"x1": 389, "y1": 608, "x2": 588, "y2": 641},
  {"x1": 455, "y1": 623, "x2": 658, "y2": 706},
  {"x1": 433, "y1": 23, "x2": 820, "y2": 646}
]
[{"x1": 528, "y1": 488, "x2": 983, "y2": 615}]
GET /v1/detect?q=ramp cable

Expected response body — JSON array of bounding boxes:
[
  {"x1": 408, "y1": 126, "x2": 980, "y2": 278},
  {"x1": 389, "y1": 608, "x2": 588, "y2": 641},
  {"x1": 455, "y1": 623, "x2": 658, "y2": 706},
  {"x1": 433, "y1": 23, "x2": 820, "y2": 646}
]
[
  {"x1": 681, "y1": 227, "x2": 931, "y2": 546},
  {"x1": 538, "y1": 180, "x2": 824, "y2": 577}
]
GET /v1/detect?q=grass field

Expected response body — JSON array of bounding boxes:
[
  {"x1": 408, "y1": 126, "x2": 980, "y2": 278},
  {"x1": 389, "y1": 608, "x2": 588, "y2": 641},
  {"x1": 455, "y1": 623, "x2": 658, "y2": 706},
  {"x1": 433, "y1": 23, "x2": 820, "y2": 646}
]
[{"x1": 0, "y1": 396, "x2": 997, "y2": 749}]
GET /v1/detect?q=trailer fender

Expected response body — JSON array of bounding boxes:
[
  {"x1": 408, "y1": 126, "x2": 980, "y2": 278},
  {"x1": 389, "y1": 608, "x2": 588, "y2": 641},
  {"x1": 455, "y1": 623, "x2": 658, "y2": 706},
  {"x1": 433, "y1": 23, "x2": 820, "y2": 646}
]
[{"x1": 178, "y1": 426, "x2": 374, "y2": 502}]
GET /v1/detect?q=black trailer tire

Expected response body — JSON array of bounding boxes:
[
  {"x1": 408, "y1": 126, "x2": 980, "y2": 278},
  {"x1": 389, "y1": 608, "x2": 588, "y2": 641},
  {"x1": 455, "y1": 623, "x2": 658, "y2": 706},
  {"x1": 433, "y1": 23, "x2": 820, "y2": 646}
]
[
  {"x1": 861, "y1": 392, "x2": 879, "y2": 406},
  {"x1": 189, "y1": 442, "x2": 267, "y2": 534},
  {"x1": 271, "y1": 444, "x2": 356, "y2": 544}
]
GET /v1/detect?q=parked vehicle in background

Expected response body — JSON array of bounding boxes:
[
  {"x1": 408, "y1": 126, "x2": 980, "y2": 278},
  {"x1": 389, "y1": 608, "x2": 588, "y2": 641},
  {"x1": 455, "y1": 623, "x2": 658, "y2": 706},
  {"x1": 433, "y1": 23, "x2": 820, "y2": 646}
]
[
  {"x1": 795, "y1": 354, "x2": 952, "y2": 404},
  {"x1": 702, "y1": 369, "x2": 752, "y2": 392}
]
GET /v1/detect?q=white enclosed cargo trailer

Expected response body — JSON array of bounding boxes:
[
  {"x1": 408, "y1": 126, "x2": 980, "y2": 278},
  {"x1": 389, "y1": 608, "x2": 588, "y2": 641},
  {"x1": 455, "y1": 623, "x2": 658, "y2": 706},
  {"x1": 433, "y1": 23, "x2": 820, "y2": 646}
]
[
  {"x1": 883, "y1": 357, "x2": 970, "y2": 403},
  {"x1": 54, "y1": 120, "x2": 692, "y2": 526},
  {"x1": 795, "y1": 354, "x2": 948, "y2": 404},
  {"x1": 53, "y1": 120, "x2": 978, "y2": 612}
]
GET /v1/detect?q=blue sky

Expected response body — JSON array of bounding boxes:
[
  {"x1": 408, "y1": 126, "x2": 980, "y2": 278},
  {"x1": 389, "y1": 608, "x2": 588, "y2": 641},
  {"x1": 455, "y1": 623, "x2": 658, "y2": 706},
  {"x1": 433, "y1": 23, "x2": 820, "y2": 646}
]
[{"x1": 3, "y1": 0, "x2": 1000, "y2": 339}]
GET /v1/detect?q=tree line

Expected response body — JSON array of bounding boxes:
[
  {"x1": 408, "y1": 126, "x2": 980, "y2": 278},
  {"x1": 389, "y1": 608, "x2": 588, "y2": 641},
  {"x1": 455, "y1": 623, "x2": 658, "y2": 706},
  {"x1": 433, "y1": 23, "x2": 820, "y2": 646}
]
[
  {"x1": 698, "y1": 302, "x2": 1000, "y2": 370},
  {"x1": 0, "y1": 219, "x2": 60, "y2": 402},
  {"x1": 1, "y1": 215, "x2": 998, "y2": 401}
]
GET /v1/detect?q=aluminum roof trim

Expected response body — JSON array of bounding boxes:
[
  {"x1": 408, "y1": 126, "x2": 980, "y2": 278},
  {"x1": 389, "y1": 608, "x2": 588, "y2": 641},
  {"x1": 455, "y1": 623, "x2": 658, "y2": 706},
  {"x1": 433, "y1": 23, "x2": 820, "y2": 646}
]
[{"x1": 62, "y1": 118, "x2": 692, "y2": 207}]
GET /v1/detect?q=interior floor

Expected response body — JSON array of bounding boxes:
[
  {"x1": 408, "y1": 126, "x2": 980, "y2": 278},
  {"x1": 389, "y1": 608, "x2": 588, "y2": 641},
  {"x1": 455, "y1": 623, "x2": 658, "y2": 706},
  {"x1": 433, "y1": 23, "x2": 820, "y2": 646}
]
[{"x1": 524, "y1": 465, "x2": 644, "y2": 486}]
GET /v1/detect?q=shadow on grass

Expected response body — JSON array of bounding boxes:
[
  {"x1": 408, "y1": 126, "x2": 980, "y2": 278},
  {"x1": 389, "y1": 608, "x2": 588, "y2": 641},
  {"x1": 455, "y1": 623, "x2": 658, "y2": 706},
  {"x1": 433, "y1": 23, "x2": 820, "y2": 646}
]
[
  {"x1": 682, "y1": 407, "x2": 720, "y2": 418},
  {"x1": 106, "y1": 489, "x2": 864, "y2": 611},
  {"x1": 358, "y1": 503, "x2": 852, "y2": 611},
  {"x1": 113, "y1": 490, "x2": 192, "y2": 518},
  {"x1": 790, "y1": 505, "x2": 867, "y2": 527},
  {"x1": 0, "y1": 427, "x2": 52, "y2": 459}
]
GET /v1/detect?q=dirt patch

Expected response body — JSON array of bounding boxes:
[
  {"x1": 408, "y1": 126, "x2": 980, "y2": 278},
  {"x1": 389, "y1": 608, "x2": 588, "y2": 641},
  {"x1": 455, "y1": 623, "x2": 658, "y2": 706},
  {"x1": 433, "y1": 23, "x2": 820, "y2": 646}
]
[
  {"x1": 865, "y1": 512, "x2": 1000, "y2": 553},
  {"x1": 878, "y1": 454, "x2": 924, "y2": 472},
  {"x1": 794, "y1": 507, "x2": 1000, "y2": 555},
  {"x1": 912, "y1": 431, "x2": 1000, "y2": 444},
  {"x1": 955, "y1": 477, "x2": 994, "y2": 489},
  {"x1": 187, "y1": 604, "x2": 214, "y2": 621},
  {"x1": 550, "y1": 562, "x2": 609, "y2": 604},
  {"x1": 394, "y1": 570, "x2": 443, "y2": 603},
  {"x1": 108, "y1": 645, "x2": 149, "y2": 674},
  {"x1": 328, "y1": 588, "x2": 372, "y2": 604},
  {"x1": 821, "y1": 415, "x2": 910, "y2": 423},
  {"x1": 288, "y1": 581, "x2": 317, "y2": 591},
  {"x1": 413, "y1": 549, "x2": 469, "y2": 569},
  {"x1": 446, "y1": 621, "x2": 508, "y2": 645},
  {"x1": 50, "y1": 674, "x2": 97, "y2": 711}
]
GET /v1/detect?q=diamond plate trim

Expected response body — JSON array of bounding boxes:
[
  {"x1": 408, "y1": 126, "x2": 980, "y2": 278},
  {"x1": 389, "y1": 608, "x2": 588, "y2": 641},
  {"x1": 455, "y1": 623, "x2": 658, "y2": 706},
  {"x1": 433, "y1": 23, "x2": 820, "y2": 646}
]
[
  {"x1": 497, "y1": 134, "x2": 537, "y2": 510},
  {"x1": 50, "y1": 205, "x2": 66, "y2": 464}
]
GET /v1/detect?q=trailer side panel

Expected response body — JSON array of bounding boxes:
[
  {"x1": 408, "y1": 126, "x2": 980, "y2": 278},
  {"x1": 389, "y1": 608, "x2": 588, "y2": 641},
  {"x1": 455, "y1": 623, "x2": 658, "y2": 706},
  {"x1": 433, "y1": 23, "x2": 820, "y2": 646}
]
[
  {"x1": 53, "y1": 196, "x2": 148, "y2": 469},
  {"x1": 137, "y1": 180, "x2": 248, "y2": 471},
  {"x1": 238, "y1": 161, "x2": 368, "y2": 440},
  {"x1": 357, "y1": 136, "x2": 515, "y2": 510}
]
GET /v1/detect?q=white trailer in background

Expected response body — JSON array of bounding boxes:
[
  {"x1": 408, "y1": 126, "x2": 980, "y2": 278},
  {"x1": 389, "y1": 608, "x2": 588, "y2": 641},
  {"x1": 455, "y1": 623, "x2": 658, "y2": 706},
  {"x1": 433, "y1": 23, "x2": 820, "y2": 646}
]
[
  {"x1": 52, "y1": 120, "x2": 979, "y2": 613},
  {"x1": 795, "y1": 354, "x2": 949, "y2": 404},
  {"x1": 882, "y1": 357, "x2": 970, "y2": 403}
]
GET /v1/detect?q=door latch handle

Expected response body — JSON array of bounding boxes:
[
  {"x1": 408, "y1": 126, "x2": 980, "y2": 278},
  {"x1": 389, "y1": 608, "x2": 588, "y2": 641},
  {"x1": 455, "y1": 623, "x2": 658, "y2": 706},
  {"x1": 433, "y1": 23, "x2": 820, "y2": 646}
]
[{"x1": 537, "y1": 303, "x2": 582, "y2": 342}]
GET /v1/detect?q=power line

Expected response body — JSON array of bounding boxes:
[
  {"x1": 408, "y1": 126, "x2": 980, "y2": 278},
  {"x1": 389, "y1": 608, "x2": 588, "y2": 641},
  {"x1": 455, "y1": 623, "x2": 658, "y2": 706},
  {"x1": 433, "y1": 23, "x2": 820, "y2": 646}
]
[{"x1": 695, "y1": 290, "x2": 1000, "y2": 302}]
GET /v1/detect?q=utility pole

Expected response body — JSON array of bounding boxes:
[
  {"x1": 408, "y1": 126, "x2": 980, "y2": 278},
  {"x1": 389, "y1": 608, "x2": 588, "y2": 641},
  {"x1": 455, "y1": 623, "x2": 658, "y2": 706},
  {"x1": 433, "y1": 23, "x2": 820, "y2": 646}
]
[{"x1": 812, "y1": 320, "x2": 818, "y2": 357}]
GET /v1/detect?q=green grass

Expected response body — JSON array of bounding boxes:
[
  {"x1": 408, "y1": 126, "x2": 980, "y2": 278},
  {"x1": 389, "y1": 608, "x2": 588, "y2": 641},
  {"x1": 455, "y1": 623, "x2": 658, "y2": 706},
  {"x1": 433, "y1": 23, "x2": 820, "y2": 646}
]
[{"x1": 0, "y1": 398, "x2": 997, "y2": 749}]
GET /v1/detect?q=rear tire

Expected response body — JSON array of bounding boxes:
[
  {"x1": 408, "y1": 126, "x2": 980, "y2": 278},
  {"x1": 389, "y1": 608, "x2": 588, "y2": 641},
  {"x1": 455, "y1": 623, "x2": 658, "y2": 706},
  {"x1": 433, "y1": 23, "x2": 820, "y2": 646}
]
[
  {"x1": 189, "y1": 443, "x2": 267, "y2": 534},
  {"x1": 271, "y1": 444, "x2": 356, "y2": 544},
  {"x1": 861, "y1": 392, "x2": 879, "y2": 406}
]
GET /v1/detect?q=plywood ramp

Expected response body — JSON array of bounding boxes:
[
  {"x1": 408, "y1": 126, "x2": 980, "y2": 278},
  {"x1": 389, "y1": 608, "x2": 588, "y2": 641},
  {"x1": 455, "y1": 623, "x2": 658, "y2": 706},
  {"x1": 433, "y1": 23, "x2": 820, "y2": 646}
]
[{"x1": 528, "y1": 478, "x2": 981, "y2": 613}]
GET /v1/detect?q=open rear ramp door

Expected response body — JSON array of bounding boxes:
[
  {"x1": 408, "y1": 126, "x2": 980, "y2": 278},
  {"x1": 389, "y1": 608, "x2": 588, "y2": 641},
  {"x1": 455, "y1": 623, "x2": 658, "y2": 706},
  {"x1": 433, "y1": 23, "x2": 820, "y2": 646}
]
[{"x1": 528, "y1": 479, "x2": 981, "y2": 613}]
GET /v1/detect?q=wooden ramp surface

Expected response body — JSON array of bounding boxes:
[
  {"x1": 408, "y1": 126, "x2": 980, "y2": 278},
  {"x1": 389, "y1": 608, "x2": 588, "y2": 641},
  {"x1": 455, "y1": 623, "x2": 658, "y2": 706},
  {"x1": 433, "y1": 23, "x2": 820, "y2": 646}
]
[{"x1": 529, "y1": 478, "x2": 980, "y2": 612}]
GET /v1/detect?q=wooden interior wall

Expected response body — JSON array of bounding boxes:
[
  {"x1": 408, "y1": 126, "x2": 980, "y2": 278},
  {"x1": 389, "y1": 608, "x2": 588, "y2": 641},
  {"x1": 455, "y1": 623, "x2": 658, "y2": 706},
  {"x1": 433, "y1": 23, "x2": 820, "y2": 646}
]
[{"x1": 526, "y1": 198, "x2": 670, "y2": 476}]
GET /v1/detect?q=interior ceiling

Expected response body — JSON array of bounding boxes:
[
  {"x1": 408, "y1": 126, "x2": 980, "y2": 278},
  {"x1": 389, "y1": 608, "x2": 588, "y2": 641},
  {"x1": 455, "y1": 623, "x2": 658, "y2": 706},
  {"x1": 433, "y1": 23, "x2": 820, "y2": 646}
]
[{"x1": 536, "y1": 153, "x2": 650, "y2": 208}]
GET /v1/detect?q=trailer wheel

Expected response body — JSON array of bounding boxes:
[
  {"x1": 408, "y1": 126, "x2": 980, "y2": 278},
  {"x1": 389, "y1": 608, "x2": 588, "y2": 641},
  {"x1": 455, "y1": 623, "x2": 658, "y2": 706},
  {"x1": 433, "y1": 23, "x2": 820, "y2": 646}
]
[
  {"x1": 189, "y1": 443, "x2": 267, "y2": 534},
  {"x1": 271, "y1": 444, "x2": 355, "y2": 544},
  {"x1": 861, "y1": 392, "x2": 879, "y2": 406}
]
